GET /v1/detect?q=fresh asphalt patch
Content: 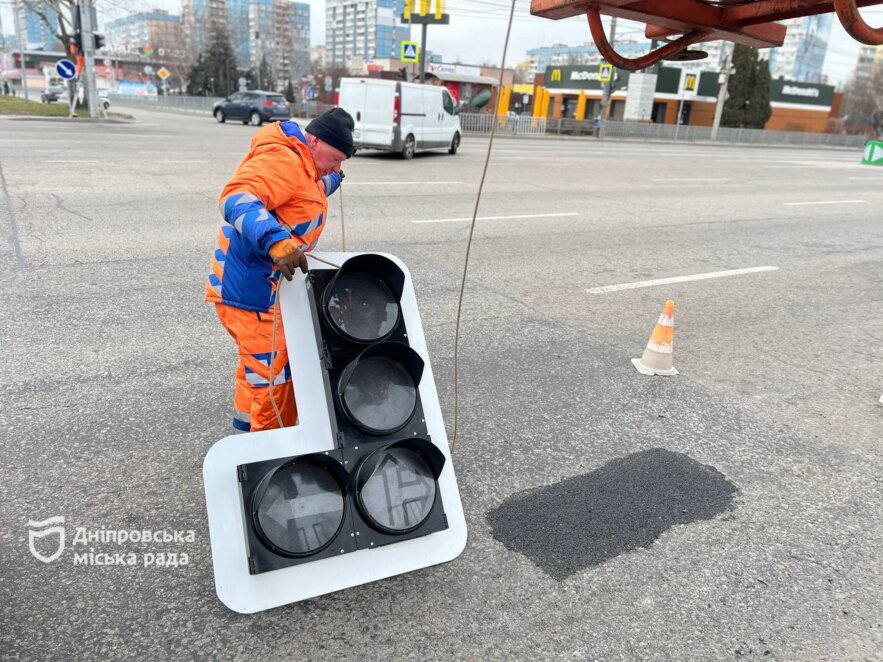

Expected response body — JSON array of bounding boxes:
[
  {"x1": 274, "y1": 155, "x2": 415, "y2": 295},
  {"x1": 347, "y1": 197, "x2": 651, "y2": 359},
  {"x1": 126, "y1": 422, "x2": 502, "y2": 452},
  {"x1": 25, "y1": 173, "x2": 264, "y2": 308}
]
[{"x1": 487, "y1": 448, "x2": 738, "y2": 580}]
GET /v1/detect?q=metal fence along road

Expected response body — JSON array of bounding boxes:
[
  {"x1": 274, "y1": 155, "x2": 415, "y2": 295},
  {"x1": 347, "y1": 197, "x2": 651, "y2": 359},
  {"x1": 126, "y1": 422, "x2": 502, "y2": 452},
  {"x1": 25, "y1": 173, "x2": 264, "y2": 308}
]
[
  {"x1": 108, "y1": 94, "x2": 334, "y2": 120},
  {"x1": 596, "y1": 120, "x2": 869, "y2": 148},
  {"x1": 107, "y1": 95, "x2": 870, "y2": 148},
  {"x1": 108, "y1": 93, "x2": 223, "y2": 115},
  {"x1": 458, "y1": 113, "x2": 548, "y2": 136}
]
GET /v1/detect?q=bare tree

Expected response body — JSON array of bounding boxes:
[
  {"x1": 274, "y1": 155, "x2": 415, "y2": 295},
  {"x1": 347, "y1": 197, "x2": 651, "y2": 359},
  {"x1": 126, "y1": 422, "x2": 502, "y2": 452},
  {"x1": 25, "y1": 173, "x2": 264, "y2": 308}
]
[{"x1": 841, "y1": 66, "x2": 883, "y2": 136}]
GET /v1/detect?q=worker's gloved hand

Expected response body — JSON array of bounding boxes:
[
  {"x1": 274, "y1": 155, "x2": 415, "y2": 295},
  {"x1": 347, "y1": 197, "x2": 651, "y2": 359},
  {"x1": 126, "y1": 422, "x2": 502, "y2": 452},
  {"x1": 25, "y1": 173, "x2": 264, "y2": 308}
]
[{"x1": 268, "y1": 239, "x2": 308, "y2": 280}]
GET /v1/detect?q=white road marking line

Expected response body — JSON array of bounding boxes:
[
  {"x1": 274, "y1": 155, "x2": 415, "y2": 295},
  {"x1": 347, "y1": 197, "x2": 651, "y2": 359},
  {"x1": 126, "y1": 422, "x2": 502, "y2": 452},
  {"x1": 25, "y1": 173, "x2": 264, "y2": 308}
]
[
  {"x1": 651, "y1": 177, "x2": 730, "y2": 183},
  {"x1": 44, "y1": 160, "x2": 100, "y2": 164},
  {"x1": 587, "y1": 266, "x2": 779, "y2": 294},
  {"x1": 346, "y1": 181, "x2": 463, "y2": 186},
  {"x1": 848, "y1": 176, "x2": 880, "y2": 180},
  {"x1": 412, "y1": 212, "x2": 579, "y2": 224},
  {"x1": 783, "y1": 199, "x2": 866, "y2": 206}
]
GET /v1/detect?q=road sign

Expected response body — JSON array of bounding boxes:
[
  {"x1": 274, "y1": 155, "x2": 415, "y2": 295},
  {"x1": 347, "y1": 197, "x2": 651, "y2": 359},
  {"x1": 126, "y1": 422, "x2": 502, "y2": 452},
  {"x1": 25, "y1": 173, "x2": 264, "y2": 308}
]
[
  {"x1": 862, "y1": 140, "x2": 883, "y2": 165},
  {"x1": 401, "y1": 41, "x2": 419, "y2": 63},
  {"x1": 324, "y1": 75, "x2": 333, "y2": 92},
  {"x1": 599, "y1": 63, "x2": 613, "y2": 83},
  {"x1": 157, "y1": 67, "x2": 170, "y2": 80},
  {"x1": 56, "y1": 59, "x2": 76, "y2": 80},
  {"x1": 143, "y1": 65, "x2": 153, "y2": 75},
  {"x1": 203, "y1": 252, "x2": 466, "y2": 612},
  {"x1": 238, "y1": 76, "x2": 247, "y2": 92}
]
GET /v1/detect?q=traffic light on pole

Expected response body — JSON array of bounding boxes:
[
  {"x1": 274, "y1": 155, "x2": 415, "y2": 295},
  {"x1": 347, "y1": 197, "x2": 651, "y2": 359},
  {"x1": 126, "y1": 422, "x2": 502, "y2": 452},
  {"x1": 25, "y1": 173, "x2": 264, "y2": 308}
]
[
  {"x1": 93, "y1": 34, "x2": 105, "y2": 50},
  {"x1": 204, "y1": 253, "x2": 466, "y2": 611}
]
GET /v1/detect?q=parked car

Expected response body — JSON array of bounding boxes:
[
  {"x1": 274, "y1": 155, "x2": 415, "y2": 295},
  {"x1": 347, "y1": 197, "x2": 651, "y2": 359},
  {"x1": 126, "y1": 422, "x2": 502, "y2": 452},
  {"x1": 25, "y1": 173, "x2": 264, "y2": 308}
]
[
  {"x1": 213, "y1": 91, "x2": 291, "y2": 126},
  {"x1": 337, "y1": 77, "x2": 461, "y2": 159},
  {"x1": 41, "y1": 86, "x2": 64, "y2": 103}
]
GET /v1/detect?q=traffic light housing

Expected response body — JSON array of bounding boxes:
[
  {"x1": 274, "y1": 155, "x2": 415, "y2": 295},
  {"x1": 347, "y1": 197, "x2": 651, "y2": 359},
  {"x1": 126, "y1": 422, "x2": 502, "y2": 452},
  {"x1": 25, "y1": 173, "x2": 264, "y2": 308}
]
[
  {"x1": 399, "y1": 66, "x2": 409, "y2": 81},
  {"x1": 93, "y1": 33, "x2": 105, "y2": 50},
  {"x1": 204, "y1": 252, "x2": 467, "y2": 612}
]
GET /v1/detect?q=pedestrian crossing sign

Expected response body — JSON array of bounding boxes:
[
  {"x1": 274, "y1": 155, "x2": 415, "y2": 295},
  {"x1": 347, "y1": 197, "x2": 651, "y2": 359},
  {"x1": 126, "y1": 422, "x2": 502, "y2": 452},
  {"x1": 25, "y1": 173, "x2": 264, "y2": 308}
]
[
  {"x1": 599, "y1": 63, "x2": 613, "y2": 83},
  {"x1": 401, "y1": 41, "x2": 419, "y2": 63}
]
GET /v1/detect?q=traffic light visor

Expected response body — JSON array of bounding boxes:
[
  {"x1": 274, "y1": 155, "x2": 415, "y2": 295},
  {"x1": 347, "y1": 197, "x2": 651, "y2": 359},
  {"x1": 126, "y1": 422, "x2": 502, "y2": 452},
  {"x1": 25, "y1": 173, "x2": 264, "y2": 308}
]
[
  {"x1": 252, "y1": 457, "x2": 348, "y2": 557},
  {"x1": 338, "y1": 342, "x2": 424, "y2": 434},
  {"x1": 355, "y1": 441, "x2": 444, "y2": 534},
  {"x1": 322, "y1": 255, "x2": 406, "y2": 343}
]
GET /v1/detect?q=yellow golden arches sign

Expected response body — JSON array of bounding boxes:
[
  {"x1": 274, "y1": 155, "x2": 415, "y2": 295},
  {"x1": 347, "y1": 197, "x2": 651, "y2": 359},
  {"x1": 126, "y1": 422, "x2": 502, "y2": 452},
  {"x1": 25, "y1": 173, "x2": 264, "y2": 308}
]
[
  {"x1": 684, "y1": 73, "x2": 698, "y2": 91},
  {"x1": 550, "y1": 68, "x2": 562, "y2": 82},
  {"x1": 403, "y1": 0, "x2": 445, "y2": 20}
]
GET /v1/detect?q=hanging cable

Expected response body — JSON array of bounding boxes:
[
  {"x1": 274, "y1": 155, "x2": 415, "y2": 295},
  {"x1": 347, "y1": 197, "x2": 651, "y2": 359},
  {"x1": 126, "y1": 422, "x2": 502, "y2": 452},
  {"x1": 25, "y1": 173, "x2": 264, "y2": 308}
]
[
  {"x1": 449, "y1": 0, "x2": 517, "y2": 454},
  {"x1": 267, "y1": 252, "x2": 341, "y2": 430},
  {"x1": 339, "y1": 184, "x2": 347, "y2": 251}
]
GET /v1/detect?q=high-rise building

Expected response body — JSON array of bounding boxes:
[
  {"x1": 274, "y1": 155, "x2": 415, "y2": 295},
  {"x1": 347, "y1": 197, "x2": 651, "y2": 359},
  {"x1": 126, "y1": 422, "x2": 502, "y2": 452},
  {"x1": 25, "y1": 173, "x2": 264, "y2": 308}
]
[
  {"x1": 12, "y1": 0, "x2": 61, "y2": 51},
  {"x1": 180, "y1": 0, "x2": 309, "y2": 86},
  {"x1": 326, "y1": 0, "x2": 410, "y2": 69},
  {"x1": 853, "y1": 44, "x2": 883, "y2": 82},
  {"x1": 248, "y1": 0, "x2": 310, "y2": 87},
  {"x1": 526, "y1": 40, "x2": 728, "y2": 79},
  {"x1": 764, "y1": 15, "x2": 833, "y2": 83},
  {"x1": 311, "y1": 45, "x2": 327, "y2": 71},
  {"x1": 105, "y1": 10, "x2": 184, "y2": 60},
  {"x1": 181, "y1": 0, "x2": 228, "y2": 61}
]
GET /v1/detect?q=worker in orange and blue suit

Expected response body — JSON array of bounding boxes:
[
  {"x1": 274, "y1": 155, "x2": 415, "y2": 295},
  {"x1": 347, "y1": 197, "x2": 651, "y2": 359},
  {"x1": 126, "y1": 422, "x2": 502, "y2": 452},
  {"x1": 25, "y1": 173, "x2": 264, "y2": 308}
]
[{"x1": 206, "y1": 109, "x2": 355, "y2": 432}]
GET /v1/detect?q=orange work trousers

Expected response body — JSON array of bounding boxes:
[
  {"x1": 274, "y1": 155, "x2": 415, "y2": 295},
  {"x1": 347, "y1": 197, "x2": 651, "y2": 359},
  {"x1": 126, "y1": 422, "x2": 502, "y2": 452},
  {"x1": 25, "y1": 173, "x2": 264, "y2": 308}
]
[{"x1": 215, "y1": 303, "x2": 297, "y2": 432}]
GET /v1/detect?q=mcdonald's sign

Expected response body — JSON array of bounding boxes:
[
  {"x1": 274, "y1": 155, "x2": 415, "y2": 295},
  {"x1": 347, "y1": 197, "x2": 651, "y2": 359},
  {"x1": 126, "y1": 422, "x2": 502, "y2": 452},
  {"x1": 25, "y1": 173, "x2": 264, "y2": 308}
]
[
  {"x1": 402, "y1": 0, "x2": 450, "y2": 23},
  {"x1": 684, "y1": 73, "x2": 698, "y2": 92},
  {"x1": 550, "y1": 69, "x2": 562, "y2": 82}
]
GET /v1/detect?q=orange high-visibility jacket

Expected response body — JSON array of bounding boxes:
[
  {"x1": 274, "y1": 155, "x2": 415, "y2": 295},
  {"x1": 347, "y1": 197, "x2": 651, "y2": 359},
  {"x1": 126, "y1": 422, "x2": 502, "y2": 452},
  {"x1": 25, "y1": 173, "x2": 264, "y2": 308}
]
[{"x1": 206, "y1": 120, "x2": 341, "y2": 312}]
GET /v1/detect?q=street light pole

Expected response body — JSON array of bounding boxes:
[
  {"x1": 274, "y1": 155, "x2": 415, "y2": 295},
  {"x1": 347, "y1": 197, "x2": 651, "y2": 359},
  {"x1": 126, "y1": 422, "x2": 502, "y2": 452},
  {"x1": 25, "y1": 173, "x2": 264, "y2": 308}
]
[
  {"x1": 419, "y1": 22, "x2": 427, "y2": 83},
  {"x1": 711, "y1": 43, "x2": 734, "y2": 141},
  {"x1": 80, "y1": 0, "x2": 99, "y2": 118},
  {"x1": 599, "y1": 16, "x2": 617, "y2": 120},
  {"x1": 13, "y1": 0, "x2": 30, "y2": 102}
]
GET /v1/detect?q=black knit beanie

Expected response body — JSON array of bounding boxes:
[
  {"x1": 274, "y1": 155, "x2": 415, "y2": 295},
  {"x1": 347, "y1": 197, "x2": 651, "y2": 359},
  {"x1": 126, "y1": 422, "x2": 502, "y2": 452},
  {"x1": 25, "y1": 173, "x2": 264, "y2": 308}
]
[{"x1": 306, "y1": 108, "x2": 355, "y2": 158}]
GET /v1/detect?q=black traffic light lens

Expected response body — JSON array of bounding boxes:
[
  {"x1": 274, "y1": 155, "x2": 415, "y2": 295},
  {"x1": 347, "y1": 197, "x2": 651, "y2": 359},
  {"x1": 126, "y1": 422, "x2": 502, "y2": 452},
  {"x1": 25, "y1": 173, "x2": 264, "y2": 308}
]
[
  {"x1": 343, "y1": 356, "x2": 418, "y2": 433},
  {"x1": 254, "y1": 463, "x2": 345, "y2": 557},
  {"x1": 357, "y1": 447, "x2": 437, "y2": 534},
  {"x1": 325, "y1": 272, "x2": 399, "y2": 343}
]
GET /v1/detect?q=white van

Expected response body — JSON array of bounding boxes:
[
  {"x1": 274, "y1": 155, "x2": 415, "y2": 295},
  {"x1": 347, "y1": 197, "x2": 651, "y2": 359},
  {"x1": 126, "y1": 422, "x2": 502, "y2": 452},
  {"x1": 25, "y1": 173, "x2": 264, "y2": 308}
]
[{"x1": 337, "y1": 77, "x2": 461, "y2": 159}]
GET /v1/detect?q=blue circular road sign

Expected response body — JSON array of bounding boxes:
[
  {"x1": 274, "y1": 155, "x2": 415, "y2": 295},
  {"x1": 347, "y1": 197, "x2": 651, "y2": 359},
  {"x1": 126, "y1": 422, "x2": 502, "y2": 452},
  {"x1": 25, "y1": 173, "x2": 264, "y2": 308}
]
[{"x1": 56, "y1": 59, "x2": 77, "y2": 80}]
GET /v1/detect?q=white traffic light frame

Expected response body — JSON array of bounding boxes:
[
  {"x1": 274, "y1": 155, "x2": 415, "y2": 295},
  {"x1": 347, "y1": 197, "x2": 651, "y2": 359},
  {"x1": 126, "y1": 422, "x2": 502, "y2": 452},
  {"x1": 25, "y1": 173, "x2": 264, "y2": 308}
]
[{"x1": 203, "y1": 252, "x2": 468, "y2": 613}]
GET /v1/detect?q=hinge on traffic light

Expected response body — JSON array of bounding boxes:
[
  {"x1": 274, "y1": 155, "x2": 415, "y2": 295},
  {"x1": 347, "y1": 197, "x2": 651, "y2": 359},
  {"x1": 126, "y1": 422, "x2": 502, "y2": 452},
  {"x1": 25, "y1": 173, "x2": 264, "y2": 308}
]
[
  {"x1": 321, "y1": 341, "x2": 332, "y2": 370},
  {"x1": 247, "y1": 556, "x2": 259, "y2": 575},
  {"x1": 336, "y1": 430, "x2": 344, "y2": 444},
  {"x1": 237, "y1": 465, "x2": 248, "y2": 482}
]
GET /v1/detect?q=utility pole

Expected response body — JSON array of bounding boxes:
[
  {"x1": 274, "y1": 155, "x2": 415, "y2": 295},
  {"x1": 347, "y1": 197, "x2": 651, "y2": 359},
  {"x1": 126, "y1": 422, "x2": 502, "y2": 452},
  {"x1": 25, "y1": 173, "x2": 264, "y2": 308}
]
[
  {"x1": 79, "y1": 0, "x2": 99, "y2": 118},
  {"x1": 711, "y1": 43, "x2": 734, "y2": 141},
  {"x1": 419, "y1": 22, "x2": 427, "y2": 83},
  {"x1": 598, "y1": 16, "x2": 617, "y2": 120},
  {"x1": 13, "y1": 0, "x2": 29, "y2": 101}
]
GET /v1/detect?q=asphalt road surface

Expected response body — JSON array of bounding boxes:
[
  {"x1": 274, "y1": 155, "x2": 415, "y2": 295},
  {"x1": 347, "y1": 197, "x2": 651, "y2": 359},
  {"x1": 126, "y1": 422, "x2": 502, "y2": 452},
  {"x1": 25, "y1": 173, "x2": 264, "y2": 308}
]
[{"x1": 1, "y1": 109, "x2": 881, "y2": 660}]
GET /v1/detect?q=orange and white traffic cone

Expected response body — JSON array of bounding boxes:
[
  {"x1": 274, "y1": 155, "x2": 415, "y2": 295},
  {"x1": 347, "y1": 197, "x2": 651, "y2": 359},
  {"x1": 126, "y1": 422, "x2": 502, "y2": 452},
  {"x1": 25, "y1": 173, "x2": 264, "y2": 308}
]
[{"x1": 632, "y1": 300, "x2": 678, "y2": 376}]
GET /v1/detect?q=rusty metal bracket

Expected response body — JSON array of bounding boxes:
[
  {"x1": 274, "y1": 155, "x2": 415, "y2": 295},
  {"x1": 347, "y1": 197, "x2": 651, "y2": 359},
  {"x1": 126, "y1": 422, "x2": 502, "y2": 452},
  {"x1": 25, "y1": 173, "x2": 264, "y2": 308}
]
[
  {"x1": 833, "y1": 0, "x2": 883, "y2": 44},
  {"x1": 586, "y1": 7, "x2": 707, "y2": 71}
]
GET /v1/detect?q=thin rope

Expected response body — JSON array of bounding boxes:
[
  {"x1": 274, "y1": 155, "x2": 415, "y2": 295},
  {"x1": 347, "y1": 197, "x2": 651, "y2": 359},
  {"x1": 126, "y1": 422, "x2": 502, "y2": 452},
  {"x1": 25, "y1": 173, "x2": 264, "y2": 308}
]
[
  {"x1": 268, "y1": 276, "x2": 286, "y2": 429},
  {"x1": 449, "y1": 0, "x2": 517, "y2": 454},
  {"x1": 339, "y1": 184, "x2": 347, "y2": 251},
  {"x1": 267, "y1": 253, "x2": 341, "y2": 430}
]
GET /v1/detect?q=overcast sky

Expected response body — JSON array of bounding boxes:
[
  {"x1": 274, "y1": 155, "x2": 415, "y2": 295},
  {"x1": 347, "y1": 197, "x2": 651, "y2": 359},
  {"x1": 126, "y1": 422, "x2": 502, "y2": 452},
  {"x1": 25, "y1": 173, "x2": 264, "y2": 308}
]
[{"x1": 4, "y1": 0, "x2": 881, "y2": 87}]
